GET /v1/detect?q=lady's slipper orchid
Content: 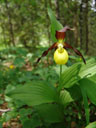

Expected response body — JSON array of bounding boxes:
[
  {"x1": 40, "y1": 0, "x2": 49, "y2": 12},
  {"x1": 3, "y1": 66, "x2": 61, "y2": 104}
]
[
  {"x1": 54, "y1": 48, "x2": 68, "y2": 64},
  {"x1": 36, "y1": 26, "x2": 86, "y2": 65}
]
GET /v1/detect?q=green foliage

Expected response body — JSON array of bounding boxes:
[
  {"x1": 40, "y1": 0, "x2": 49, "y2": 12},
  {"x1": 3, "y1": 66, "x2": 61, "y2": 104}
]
[
  {"x1": 7, "y1": 81, "x2": 59, "y2": 106},
  {"x1": 80, "y1": 81, "x2": 90, "y2": 125},
  {"x1": 79, "y1": 58, "x2": 96, "y2": 78},
  {"x1": 1, "y1": 110, "x2": 18, "y2": 122},
  {"x1": 48, "y1": 8, "x2": 63, "y2": 42},
  {"x1": 86, "y1": 122, "x2": 96, "y2": 128},
  {"x1": 22, "y1": 116, "x2": 41, "y2": 128},
  {"x1": 60, "y1": 90, "x2": 74, "y2": 106},
  {"x1": 0, "y1": 99, "x2": 4, "y2": 105},
  {"x1": 35, "y1": 104, "x2": 63, "y2": 123},
  {"x1": 19, "y1": 108, "x2": 42, "y2": 128},
  {"x1": 67, "y1": 85, "x2": 82, "y2": 101},
  {"x1": 59, "y1": 63, "x2": 81, "y2": 89},
  {"x1": 59, "y1": 58, "x2": 96, "y2": 89},
  {"x1": 3, "y1": 56, "x2": 95, "y2": 127},
  {"x1": 80, "y1": 78, "x2": 96, "y2": 105},
  {"x1": 4, "y1": 57, "x2": 96, "y2": 127}
]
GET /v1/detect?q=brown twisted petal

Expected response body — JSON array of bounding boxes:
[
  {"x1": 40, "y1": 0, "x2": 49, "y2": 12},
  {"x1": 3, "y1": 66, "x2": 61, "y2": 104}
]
[
  {"x1": 36, "y1": 42, "x2": 58, "y2": 64},
  {"x1": 64, "y1": 42, "x2": 86, "y2": 64},
  {"x1": 59, "y1": 26, "x2": 75, "y2": 32},
  {"x1": 55, "y1": 26, "x2": 74, "y2": 40}
]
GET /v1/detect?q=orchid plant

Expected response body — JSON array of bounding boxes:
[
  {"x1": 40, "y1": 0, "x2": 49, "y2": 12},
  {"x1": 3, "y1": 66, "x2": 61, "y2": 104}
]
[{"x1": 6, "y1": 8, "x2": 96, "y2": 128}]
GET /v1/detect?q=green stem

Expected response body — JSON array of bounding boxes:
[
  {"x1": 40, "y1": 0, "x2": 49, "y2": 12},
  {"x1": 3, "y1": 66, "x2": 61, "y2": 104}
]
[
  {"x1": 59, "y1": 65, "x2": 62, "y2": 86},
  {"x1": 60, "y1": 65, "x2": 62, "y2": 77}
]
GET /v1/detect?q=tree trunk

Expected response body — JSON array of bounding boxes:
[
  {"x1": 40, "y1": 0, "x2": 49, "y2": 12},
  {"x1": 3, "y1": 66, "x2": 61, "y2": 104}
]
[
  {"x1": 2, "y1": 24, "x2": 8, "y2": 47},
  {"x1": 79, "y1": 0, "x2": 83, "y2": 49},
  {"x1": 5, "y1": 0, "x2": 15, "y2": 46},
  {"x1": 49, "y1": 0, "x2": 52, "y2": 8},
  {"x1": 95, "y1": 0, "x2": 96, "y2": 8},
  {"x1": 45, "y1": 0, "x2": 50, "y2": 45},
  {"x1": 73, "y1": 1, "x2": 78, "y2": 47},
  {"x1": 55, "y1": 0, "x2": 60, "y2": 20},
  {"x1": 85, "y1": 0, "x2": 89, "y2": 53}
]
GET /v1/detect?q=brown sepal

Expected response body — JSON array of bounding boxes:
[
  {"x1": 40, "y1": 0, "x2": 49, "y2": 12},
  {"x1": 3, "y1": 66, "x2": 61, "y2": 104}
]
[
  {"x1": 64, "y1": 42, "x2": 86, "y2": 64},
  {"x1": 36, "y1": 43, "x2": 57, "y2": 64},
  {"x1": 55, "y1": 31, "x2": 65, "y2": 40}
]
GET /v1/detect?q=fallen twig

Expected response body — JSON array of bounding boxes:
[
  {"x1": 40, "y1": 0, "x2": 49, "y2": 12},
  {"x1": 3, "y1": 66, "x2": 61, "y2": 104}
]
[{"x1": 0, "y1": 108, "x2": 11, "y2": 113}]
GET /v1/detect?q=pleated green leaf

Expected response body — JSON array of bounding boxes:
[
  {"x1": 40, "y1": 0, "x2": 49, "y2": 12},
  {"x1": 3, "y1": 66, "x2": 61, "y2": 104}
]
[
  {"x1": 48, "y1": 8, "x2": 63, "y2": 42},
  {"x1": 67, "y1": 84, "x2": 82, "y2": 101},
  {"x1": 58, "y1": 63, "x2": 81, "y2": 89},
  {"x1": 35, "y1": 104, "x2": 63, "y2": 123},
  {"x1": 79, "y1": 58, "x2": 96, "y2": 78},
  {"x1": 88, "y1": 74, "x2": 96, "y2": 83},
  {"x1": 59, "y1": 90, "x2": 74, "y2": 106},
  {"x1": 85, "y1": 122, "x2": 96, "y2": 128},
  {"x1": 79, "y1": 80, "x2": 90, "y2": 125},
  {"x1": 7, "y1": 81, "x2": 59, "y2": 106},
  {"x1": 59, "y1": 85, "x2": 82, "y2": 106},
  {"x1": 79, "y1": 78, "x2": 96, "y2": 105},
  {"x1": 59, "y1": 58, "x2": 96, "y2": 89}
]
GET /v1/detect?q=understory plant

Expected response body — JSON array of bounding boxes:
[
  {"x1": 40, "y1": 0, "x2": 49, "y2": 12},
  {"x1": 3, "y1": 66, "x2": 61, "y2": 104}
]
[{"x1": 4, "y1": 8, "x2": 96, "y2": 128}]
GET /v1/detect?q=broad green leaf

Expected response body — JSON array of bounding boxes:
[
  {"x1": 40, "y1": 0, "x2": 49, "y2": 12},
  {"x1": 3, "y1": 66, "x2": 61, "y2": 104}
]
[
  {"x1": 60, "y1": 85, "x2": 82, "y2": 106},
  {"x1": 23, "y1": 118, "x2": 41, "y2": 128},
  {"x1": 7, "y1": 81, "x2": 59, "y2": 106},
  {"x1": 35, "y1": 104, "x2": 63, "y2": 123},
  {"x1": 88, "y1": 74, "x2": 96, "y2": 83},
  {"x1": 79, "y1": 58, "x2": 96, "y2": 78},
  {"x1": 79, "y1": 78, "x2": 96, "y2": 105},
  {"x1": 85, "y1": 121, "x2": 96, "y2": 128},
  {"x1": 58, "y1": 63, "x2": 81, "y2": 89},
  {"x1": 48, "y1": 8, "x2": 63, "y2": 42},
  {"x1": 60, "y1": 90, "x2": 74, "y2": 106},
  {"x1": 59, "y1": 58, "x2": 96, "y2": 89},
  {"x1": 79, "y1": 81, "x2": 90, "y2": 125},
  {"x1": 67, "y1": 84, "x2": 82, "y2": 101}
]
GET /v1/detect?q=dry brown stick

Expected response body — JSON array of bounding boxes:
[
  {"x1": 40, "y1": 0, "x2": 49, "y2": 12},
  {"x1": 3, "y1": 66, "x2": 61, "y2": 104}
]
[{"x1": 0, "y1": 108, "x2": 11, "y2": 113}]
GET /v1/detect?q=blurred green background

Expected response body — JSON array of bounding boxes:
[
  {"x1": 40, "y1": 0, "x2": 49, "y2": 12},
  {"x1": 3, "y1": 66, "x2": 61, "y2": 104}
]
[{"x1": 0, "y1": 0, "x2": 96, "y2": 56}]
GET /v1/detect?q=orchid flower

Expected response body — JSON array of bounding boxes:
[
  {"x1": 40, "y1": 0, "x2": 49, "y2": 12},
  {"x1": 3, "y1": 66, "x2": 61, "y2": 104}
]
[{"x1": 36, "y1": 26, "x2": 86, "y2": 65}]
